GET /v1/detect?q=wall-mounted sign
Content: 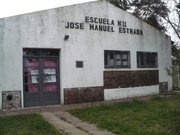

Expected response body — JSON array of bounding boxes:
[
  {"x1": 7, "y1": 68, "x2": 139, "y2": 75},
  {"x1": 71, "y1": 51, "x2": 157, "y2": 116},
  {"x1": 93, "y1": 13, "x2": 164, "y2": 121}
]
[{"x1": 65, "y1": 16, "x2": 143, "y2": 36}]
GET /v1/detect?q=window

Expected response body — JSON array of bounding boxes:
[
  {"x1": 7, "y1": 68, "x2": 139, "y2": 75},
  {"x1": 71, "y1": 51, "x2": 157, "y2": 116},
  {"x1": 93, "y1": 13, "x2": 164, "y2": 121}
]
[
  {"x1": 137, "y1": 52, "x2": 158, "y2": 68},
  {"x1": 104, "y1": 50, "x2": 130, "y2": 68}
]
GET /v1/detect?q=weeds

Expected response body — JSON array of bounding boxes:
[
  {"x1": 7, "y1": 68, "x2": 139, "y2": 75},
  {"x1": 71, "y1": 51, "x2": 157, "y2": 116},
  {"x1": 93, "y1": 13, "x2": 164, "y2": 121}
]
[
  {"x1": 69, "y1": 95, "x2": 180, "y2": 135},
  {"x1": 150, "y1": 95, "x2": 162, "y2": 101},
  {"x1": 0, "y1": 113, "x2": 65, "y2": 135}
]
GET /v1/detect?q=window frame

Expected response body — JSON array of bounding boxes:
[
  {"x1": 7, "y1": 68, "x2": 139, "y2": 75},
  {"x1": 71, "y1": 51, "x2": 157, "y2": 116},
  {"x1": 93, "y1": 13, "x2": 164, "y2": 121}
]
[
  {"x1": 137, "y1": 52, "x2": 158, "y2": 68},
  {"x1": 104, "y1": 50, "x2": 130, "y2": 68}
]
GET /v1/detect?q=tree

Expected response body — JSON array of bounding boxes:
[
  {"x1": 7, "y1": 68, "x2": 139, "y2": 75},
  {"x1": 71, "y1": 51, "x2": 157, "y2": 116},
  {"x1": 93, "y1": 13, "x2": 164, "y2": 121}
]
[
  {"x1": 107, "y1": 0, "x2": 168, "y2": 31},
  {"x1": 162, "y1": 1, "x2": 180, "y2": 39},
  {"x1": 171, "y1": 41, "x2": 180, "y2": 64},
  {"x1": 108, "y1": 0, "x2": 131, "y2": 10},
  {"x1": 130, "y1": 0, "x2": 169, "y2": 31},
  {"x1": 107, "y1": 0, "x2": 180, "y2": 40}
]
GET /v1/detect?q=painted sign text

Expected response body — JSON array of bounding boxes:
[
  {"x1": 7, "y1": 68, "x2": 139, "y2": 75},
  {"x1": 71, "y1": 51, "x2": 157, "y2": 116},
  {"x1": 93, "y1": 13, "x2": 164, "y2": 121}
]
[{"x1": 65, "y1": 16, "x2": 143, "y2": 36}]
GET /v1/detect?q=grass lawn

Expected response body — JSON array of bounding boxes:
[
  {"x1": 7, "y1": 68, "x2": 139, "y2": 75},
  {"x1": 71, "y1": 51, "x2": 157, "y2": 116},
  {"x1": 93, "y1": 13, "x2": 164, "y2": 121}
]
[
  {"x1": 68, "y1": 94, "x2": 180, "y2": 135},
  {"x1": 0, "y1": 113, "x2": 66, "y2": 135}
]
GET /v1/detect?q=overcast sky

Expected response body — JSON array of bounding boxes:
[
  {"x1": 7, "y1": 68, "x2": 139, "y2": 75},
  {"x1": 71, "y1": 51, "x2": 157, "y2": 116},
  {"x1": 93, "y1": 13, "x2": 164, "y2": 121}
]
[{"x1": 0, "y1": 0, "x2": 97, "y2": 18}]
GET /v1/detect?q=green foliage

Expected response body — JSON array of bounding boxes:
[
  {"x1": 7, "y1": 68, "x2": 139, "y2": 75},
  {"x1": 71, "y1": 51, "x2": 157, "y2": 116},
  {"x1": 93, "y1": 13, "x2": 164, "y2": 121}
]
[
  {"x1": 173, "y1": 88, "x2": 180, "y2": 91},
  {"x1": 165, "y1": 66, "x2": 179, "y2": 78},
  {"x1": 171, "y1": 42, "x2": 180, "y2": 59},
  {"x1": 69, "y1": 95, "x2": 180, "y2": 135},
  {"x1": 0, "y1": 113, "x2": 65, "y2": 135}
]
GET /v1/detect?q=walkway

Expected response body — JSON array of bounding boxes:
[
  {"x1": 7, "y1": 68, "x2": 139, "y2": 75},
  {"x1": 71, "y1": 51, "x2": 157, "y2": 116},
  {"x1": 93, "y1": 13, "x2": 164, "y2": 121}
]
[{"x1": 42, "y1": 111, "x2": 116, "y2": 135}]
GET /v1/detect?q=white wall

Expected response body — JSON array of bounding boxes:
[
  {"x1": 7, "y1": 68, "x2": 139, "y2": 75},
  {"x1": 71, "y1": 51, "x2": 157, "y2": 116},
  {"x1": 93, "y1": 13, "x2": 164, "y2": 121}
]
[
  {"x1": 104, "y1": 85, "x2": 159, "y2": 100},
  {"x1": 0, "y1": 0, "x2": 172, "y2": 108}
]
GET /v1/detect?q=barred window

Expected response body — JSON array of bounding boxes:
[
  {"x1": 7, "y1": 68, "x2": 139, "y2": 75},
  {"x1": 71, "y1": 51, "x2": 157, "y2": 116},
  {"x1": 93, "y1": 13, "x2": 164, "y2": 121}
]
[
  {"x1": 137, "y1": 52, "x2": 158, "y2": 68},
  {"x1": 105, "y1": 50, "x2": 130, "y2": 68}
]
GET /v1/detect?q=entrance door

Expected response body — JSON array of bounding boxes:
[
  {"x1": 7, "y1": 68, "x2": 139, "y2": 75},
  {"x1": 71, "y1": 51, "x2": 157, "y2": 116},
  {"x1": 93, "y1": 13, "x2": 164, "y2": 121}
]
[{"x1": 23, "y1": 49, "x2": 60, "y2": 107}]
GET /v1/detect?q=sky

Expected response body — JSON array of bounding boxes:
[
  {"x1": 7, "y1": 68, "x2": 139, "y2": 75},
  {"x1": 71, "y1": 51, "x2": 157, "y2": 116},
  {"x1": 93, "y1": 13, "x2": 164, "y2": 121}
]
[{"x1": 0, "y1": 0, "x2": 97, "y2": 18}]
